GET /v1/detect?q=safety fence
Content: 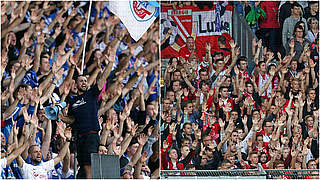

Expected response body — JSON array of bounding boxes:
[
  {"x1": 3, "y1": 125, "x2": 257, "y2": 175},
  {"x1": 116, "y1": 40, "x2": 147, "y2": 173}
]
[
  {"x1": 161, "y1": 169, "x2": 319, "y2": 179},
  {"x1": 264, "y1": 169, "x2": 319, "y2": 179}
]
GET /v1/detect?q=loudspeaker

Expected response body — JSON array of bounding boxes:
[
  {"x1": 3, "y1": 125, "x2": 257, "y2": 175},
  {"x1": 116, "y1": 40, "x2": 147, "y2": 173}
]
[
  {"x1": 91, "y1": 153, "x2": 120, "y2": 179},
  {"x1": 44, "y1": 102, "x2": 67, "y2": 120}
]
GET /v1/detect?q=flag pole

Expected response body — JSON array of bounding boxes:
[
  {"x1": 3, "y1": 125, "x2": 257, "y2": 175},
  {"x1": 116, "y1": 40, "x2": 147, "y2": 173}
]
[{"x1": 81, "y1": 0, "x2": 92, "y2": 75}]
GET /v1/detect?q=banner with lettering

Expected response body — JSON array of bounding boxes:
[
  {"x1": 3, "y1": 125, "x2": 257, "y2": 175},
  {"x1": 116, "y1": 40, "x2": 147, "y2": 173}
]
[{"x1": 160, "y1": 4, "x2": 233, "y2": 59}]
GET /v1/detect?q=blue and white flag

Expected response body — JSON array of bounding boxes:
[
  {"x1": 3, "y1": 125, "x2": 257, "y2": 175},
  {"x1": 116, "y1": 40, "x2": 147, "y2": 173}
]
[{"x1": 107, "y1": 1, "x2": 159, "y2": 41}]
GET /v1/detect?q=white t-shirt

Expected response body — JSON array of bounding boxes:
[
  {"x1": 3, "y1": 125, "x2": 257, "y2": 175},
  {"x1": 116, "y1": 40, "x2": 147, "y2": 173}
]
[
  {"x1": 20, "y1": 159, "x2": 55, "y2": 179},
  {"x1": 1, "y1": 158, "x2": 7, "y2": 179}
]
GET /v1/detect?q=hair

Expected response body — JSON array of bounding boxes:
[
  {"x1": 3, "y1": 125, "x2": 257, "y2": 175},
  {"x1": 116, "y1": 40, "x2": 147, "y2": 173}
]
[
  {"x1": 173, "y1": 69, "x2": 181, "y2": 75},
  {"x1": 199, "y1": 80, "x2": 208, "y2": 89},
  {"x1": 187, "y1": 36, "x2": 194, "y2": 41},
  {"x1": 262, "y1": 119, "x2": 273, "y2": 128},
  {"x1": 218, "y1": 35, "x2": 226, "y2": 44},
  {"x1": 252, "y1": 109, "x2": 260, "y2": 114},
  {"x1": 304, "y1": 115, "x2": 314, "y2": 121},
  {"x1": 28, "y1": 144, "x2": 40, "y2": 154},
  {"x1": 249, "y1": 151, "x2": 258, "y2": 158},
  {"x1": 256, "y1": 134, "x2": 263, "y2": 140},
  {"x1": 237, "y1": 56, "x2": 247, "y2": 65},
  {"x1": 152, "y1": 140, "x2": 159, "y2": 153},
  {"x1": 221, "y1": 159, "x2": 231, "y2": 165},
  {"x1": 168, "y1": 57, "x2": 178, "y2": 64},
  {"x1": 292, "y1": 2, "x2": 301, "y2": 9},
  {"x1": 307, "y1": 17, "x2": 318, "y2": 26},
  {"x1": 215, "y1": 58, "x2": 224, "y2": 63},
  {"x1": 13, "y1": 84, "x2": 32, "y2": 98},
  {"x1": 274, "y1": 160, "x2": 285, "y2": 169},
  {"x1": 293, "y1": 24, "x2": 306, "y2": 37},
  {"x1": 307, "y1": 159, "x2": 316, "y2": 167},
  {"x1": 182, "y1": 122, "x2": 192, "y2": 129},
  {"x1": 219, "y1": 86, "x2": 229, "y2": 92},
  {"x1": 307, "y1": 88, "x2": 316, "y2": 94},
  {"x1": 181, "y1": 137, "x2": 191, "y2": 144},
  {"x1": 258, "y1": 60, "x2": 266, "y2": 67},
  {"x1": 40, "y1": 52, "x2": 50, "y2": 61},
  {"x1": 199, "y1": 68, "x2": 207, "y2": 74},
  {"x1": 245, "y1": 81, "x2": 253, "y2": 87},
  {"x1": 291, "y1": 58, "x2": 299, "y2": 64}
]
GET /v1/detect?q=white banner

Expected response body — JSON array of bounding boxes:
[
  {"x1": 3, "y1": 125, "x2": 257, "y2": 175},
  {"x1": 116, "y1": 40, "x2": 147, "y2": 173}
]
[
  {"x1": 192, "y1": 10, "x2": 232, "y2": 36},
  {"x1": 107, "y1": 1, "x2": 159, "y2": 41}
]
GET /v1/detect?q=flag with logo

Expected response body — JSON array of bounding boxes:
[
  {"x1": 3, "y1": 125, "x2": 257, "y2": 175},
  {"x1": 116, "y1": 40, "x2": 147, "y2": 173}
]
[{"x1": 107, "y1": 1, "x2": 159, "y2": 41}]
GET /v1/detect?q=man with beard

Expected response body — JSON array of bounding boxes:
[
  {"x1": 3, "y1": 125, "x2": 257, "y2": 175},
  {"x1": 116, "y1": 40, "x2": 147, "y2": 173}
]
[
  {"x1": 60, "y1": 54, "x2": 114, "y2": 178},
  {"x1": 17, "y1": 128, "x2": 72, "y2": 179}
]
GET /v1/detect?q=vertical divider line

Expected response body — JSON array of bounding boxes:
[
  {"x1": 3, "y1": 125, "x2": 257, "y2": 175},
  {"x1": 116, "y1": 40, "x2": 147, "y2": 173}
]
[{"x1": 81, "y1": 0, "x2": 93, "y2": 75}]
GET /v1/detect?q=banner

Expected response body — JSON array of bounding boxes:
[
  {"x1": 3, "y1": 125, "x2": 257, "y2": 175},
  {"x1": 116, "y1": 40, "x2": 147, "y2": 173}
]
[
  {"x1": 107, "y1": 1, "x2": 159, "y2": 41},
  {"x1": 161, "y1": 4, "x2": 233, "y2": 59}
]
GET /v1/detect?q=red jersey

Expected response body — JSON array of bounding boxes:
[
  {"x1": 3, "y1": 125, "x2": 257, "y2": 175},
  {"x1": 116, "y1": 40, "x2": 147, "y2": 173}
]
[{"x1": 178, "y1": 46, "x2": 203, "y2": 62}]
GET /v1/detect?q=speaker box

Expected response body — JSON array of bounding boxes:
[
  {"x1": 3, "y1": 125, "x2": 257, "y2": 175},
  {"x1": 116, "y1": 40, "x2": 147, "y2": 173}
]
[{"x1": 91, "y1": 153, "x2": 120, "y2": 179}]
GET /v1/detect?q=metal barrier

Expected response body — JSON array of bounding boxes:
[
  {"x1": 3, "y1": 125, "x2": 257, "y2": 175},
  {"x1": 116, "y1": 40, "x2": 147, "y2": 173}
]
[
  {"x1": 161, "y1": 169, "x2": 320, "y2": 179},
  {"x1": 265, "y1": 169, "x2": 319, "y2": 179}
]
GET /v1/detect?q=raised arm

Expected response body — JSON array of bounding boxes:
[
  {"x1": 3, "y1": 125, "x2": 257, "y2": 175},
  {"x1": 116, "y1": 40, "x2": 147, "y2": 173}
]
[
  {"x1": 41, "y1": 115, "x2": 52, "y2": 162},
  {"x1": 53, "y1": 128, "x2": 72, "y2": 166},
  {"x1": 97, "y1": 53, "x2": 115, "y2": 91}
]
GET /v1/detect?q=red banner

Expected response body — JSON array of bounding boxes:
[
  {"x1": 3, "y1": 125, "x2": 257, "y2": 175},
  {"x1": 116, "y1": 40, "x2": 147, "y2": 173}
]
[{"x1": 161, "y1": 4, "x2": 233, "y2": 59}]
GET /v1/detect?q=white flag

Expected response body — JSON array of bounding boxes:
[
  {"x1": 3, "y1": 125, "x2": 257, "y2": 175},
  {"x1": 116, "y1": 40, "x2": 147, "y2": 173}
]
[{"x1": 107, "y1": 1, "x2": 159, "y2": 41}]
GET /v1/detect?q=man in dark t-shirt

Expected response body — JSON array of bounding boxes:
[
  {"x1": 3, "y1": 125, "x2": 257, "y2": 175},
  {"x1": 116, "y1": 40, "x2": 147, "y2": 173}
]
[{"x1": 60, "y1": 56, "x2": 114, "y2": 179}]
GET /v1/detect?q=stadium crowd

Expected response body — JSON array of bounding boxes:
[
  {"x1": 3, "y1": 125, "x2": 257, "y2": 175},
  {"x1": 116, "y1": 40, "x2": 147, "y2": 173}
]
[
  {"x1": 1, "y1": 1, "x2": 160, "y2": 179},
  {"x1": 160, "y1": 1, "x2": 319, "y2": 176}
]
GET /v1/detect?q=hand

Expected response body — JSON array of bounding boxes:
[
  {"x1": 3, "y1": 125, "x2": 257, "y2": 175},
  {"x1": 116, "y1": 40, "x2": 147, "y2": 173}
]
[
  {"x1": 205, "y1": 43, "x2": 211, "y2": 53},
  {"x1": 195, "y1": 129, "x2": 201, "y2": 140},
  {"x1": 247, "y1": 138, "x2": 253, "y2": 148},
  {"x1": 119, "y1": 111, "x2": 126, "y2": 122},
  {"x1": 229, "y1": 39, "x2": 236, "y2": 49},
  {"x1": 252, "y1": 38, "x2": 257, "y2": 47},
  {"x1": 169, "y1": 123, "x2": 176, "y2": 134},
  {"x1": 281, "y1": 67, "x2": 288, "y2": 74},
  {"x1": 234, "y1": 66, "x2": 239, "y2": 75},
  {"x1": 224, "y1": 55, "x2": 231, "y2": 64},
  {"x1": 304, "y1": 67, "x2": 310, "y2": 74},
  {"x1": 37, "y1": 34, "x2": 45, "y2": 44},
  {"x1": 218, "y1": 118, "x2": 225, "y2": 129},
  {"x1": 235, "y1": 47, "x2": 241, "y2": 56},
  {"x1": 257, "y1": 39, "x2": 262, "y2": 48},
  {"x1": 289, "y1": 39, "x2": 294, "y2": 49},
  {"x1": 291, "y1": 148, "x2": 297, "y2": 157},
  {"x1": 309, "y1": 59, "x2": 317, "y2": 68},
  {"x1": 54, "y1": 68, "x2": 64, "y2": 83},
  {"x1": 147, "y1": 126, "x2": 154, "y2": 137},
  {"x1": 131, "y1": 124, "x2": 139, "y2": 137},
  {"x1": 138, "y1": 133, "x2": 148, "y2": 146},
  {"x1": 139, "y1": 151, "x2": 148, "y2": 163},
  {"x1": 242, "y1": 115, "x2": 248, "y2": 125}
]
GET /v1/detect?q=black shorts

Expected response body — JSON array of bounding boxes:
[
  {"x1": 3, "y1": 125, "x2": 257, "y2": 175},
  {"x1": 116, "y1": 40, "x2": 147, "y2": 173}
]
[{"x1": 77, "y1": 133, "x2": 100, "y2": 166}]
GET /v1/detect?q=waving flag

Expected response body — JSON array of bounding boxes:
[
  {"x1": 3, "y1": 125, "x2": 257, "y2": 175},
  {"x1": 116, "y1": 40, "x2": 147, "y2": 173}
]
[{"x1": 107, "y1": 1, "x2": 159, "y2": 41}]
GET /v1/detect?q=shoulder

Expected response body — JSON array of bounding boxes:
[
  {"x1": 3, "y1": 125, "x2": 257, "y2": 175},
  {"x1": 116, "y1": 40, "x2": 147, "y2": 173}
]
[
  {"x1": 43, "y1": 159, "x2": 55, "y2": 169},
  {"x1": 0, "y1": 158, "x2": 6, "y2": 169}
]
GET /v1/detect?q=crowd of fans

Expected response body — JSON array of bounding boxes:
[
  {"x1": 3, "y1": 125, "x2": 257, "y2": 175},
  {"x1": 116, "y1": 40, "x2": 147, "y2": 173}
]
[
  {"x1": 1, "y1": 1, "x2": 160, "y2": 179},
  {"x1": 160, "y1": 1, "x2": 319, "y2": 176}
]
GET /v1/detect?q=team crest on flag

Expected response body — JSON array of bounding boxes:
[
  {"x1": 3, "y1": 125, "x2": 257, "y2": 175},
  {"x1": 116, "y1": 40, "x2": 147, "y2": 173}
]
[
  {"x1": 130, "y1": 1, "x2": 157, "y2": 22},
  {"x1": 107, "y1": 1, "x2": 159, "y2": 41}
]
